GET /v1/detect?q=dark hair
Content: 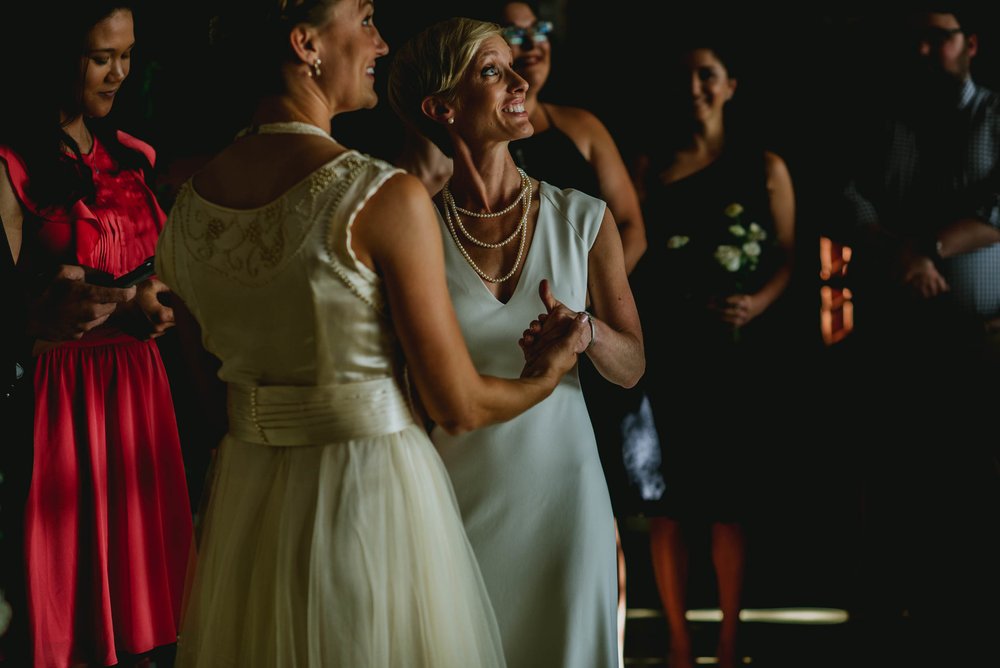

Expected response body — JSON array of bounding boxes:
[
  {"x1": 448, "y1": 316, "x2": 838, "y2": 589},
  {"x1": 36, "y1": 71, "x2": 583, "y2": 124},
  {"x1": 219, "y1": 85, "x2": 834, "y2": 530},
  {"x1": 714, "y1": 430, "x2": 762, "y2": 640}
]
[
  {"x1": 0, "y1": 1, "x2": 147, "y2": 211},
  {"x1": 209, "y1": 0, "x2": 341, "y2": 106},
  {"x1": 492, "y1": 0, "x2": 542, "y2": 23},
  {"x1": 915, "y1": 2, "x2": 977, "y2": 35},
  {"x1": 673, "y1": 33, "x2": 743, "y2": 79}
]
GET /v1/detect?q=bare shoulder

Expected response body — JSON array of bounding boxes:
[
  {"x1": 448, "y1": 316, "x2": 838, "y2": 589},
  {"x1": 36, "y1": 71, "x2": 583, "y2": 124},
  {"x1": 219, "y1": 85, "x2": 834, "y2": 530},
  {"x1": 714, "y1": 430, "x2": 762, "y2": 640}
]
[
  {"x1": 193, "y1": 136, "x2": 353, "y2": 207},
  {"x1": 764, "y1": 150, "x2": 791, "y2": 179},
  {"x1": 354, "y1": 172, "x2": 438, "y2": 242},
  {"x1": 547, "y1": 103, "x2": 607, "y2": 136},
  {"x1": 360, "y1": 171, "x2": 429, "y2": 216}
]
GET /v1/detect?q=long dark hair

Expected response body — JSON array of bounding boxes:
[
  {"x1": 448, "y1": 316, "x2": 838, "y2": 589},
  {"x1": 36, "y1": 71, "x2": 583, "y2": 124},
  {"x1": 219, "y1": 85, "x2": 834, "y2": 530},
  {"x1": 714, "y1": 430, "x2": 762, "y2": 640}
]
[{"x1": 0, "y1": 1, "x2": 148, "y2": 212}]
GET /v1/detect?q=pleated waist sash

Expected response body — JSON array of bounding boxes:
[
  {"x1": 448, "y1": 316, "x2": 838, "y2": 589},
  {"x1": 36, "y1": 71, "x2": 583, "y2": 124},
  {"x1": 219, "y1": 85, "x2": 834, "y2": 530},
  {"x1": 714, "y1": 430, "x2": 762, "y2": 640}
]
[{"x1": 228, "y1": 376, "x2": 414, "y2": 446}]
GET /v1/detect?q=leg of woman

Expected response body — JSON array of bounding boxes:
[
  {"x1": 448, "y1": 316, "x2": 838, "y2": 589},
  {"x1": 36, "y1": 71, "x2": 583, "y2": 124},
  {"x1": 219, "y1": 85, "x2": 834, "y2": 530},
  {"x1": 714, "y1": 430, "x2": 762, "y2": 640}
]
[
  {"x1": 649, "y1": 517, "x2": 692, "y2": 668},
  {"x1": 711, "y1": 521, "x2": 746, "y2": 668},
  {"x1": 615, "y1": 520, "x2": 626, "y2": 668}
]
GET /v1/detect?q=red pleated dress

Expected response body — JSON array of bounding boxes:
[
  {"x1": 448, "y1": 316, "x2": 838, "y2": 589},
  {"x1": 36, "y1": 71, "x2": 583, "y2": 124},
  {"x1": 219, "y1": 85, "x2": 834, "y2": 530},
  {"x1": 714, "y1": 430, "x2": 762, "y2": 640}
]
[{"x1": 0, "y1": 132, "x2": 192, "y2": 667}]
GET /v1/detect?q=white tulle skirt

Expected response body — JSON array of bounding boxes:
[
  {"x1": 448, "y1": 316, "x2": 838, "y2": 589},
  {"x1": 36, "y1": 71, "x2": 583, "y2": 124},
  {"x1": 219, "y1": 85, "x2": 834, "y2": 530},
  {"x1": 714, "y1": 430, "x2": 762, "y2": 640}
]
[{"x1": 175, "y1": 422, "x2": 506, "y2": 667}]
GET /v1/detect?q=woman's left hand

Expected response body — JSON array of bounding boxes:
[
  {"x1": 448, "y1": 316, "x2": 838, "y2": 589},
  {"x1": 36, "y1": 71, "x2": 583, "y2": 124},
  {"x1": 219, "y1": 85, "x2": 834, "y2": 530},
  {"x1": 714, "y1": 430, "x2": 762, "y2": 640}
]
[
  {"x1": 121, "y1": 278, "x2": 175, "y2": 340},
  {"x1": 519, "y1": 280, "x2": 591, "y2": 362},
  {"x1": 715, "y1": 293, "x2": 763, "y2": 327}
]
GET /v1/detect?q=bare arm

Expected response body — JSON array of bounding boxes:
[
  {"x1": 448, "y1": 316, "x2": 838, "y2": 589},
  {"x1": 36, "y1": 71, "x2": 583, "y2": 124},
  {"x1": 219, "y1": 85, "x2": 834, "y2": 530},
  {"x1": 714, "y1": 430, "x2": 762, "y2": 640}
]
[
  {"x1": 558, "y1": 106, "x2": 647, "y2": 274},
  {"x1": 936, "y1": 217, "x2": 1000, "y2": 257},
  {"x1": 352, "y1": 173, "x2": 583, "y2": 435},
  {"x1": 0, "y1": 163, "x2": 22, "y2": 263},
  {"x1": 1, "y1": 162, "x2": 137, "y2": 353},
  {"x1": 897, "y1": 217, "x2": 1000, "y2": 299},
  {"x1": 753, "y1": 152, "x2": 796, "y2": 310},
  {"x1": 584, "y1": 206, "x2": 645, "y2": 387}
]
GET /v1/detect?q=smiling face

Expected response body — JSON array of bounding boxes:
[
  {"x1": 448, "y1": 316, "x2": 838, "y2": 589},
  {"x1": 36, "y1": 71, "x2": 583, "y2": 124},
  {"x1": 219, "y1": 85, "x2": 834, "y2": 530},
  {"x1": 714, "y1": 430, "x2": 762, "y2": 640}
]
[
  {"x1": 682, "y1": 48, "x2": 736, "y2": 124},
  {"x1": 316, "y1": 0, "x2": 389, "y2": 112},
  {"x1": 450, "y1": 34, "x2": 533, "y2": 149},
  {"x1": 78, "y1": 9, "x2": 134, "y2": 119},
  {"x1": 499, "y1": 2, "x2": 550, "y2": 93}
]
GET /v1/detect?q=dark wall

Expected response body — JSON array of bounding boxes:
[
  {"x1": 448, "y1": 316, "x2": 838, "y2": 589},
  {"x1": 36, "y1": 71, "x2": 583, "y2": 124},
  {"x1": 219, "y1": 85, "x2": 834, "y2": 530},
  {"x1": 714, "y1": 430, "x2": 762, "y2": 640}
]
[{"x1": 94, "y1": 2, "x2": 1000, "y2": 218}]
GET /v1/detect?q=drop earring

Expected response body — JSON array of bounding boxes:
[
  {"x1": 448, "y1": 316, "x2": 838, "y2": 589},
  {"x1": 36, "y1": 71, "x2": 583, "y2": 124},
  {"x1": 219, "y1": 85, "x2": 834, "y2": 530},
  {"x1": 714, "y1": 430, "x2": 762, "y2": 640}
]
[{"x1": 309, "y1": 58, "x2": 323, "y2": 78}]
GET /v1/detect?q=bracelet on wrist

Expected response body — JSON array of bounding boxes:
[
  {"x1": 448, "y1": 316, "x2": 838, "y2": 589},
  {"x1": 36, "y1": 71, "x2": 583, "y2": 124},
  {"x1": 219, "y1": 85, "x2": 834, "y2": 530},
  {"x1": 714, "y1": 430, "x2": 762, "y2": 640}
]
[{"x1": 581, "y1": 310, "x2": 596, "y2": 351}]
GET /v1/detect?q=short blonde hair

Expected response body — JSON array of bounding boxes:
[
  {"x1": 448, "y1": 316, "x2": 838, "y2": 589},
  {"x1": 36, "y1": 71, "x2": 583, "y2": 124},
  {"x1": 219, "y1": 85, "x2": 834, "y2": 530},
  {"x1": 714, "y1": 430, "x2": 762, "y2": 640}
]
[{"x1": 388, "y1": 18, "x2": 503, "y2": 157}]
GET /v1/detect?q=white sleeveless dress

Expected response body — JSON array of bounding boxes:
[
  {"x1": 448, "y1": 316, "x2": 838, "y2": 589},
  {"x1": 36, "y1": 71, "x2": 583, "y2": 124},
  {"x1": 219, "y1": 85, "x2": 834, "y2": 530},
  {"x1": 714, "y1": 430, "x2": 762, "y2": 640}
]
[
  {"x1": 157, "y1": 134, "x2": 506, "y2": 668},
  {"x1": 432, "y1": 183, "x2": 618, "y2": 668}
]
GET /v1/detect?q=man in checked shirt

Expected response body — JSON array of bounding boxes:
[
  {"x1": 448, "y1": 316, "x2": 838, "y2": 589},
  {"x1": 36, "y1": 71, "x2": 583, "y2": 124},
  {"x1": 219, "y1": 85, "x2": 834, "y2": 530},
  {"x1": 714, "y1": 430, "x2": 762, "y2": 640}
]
[
  {"x1": 842, "y1": 6, "x2": 1000, "y2": 664},
  {"x1": 845, "y1": 7, "x2": 1000, "y2": 333}
]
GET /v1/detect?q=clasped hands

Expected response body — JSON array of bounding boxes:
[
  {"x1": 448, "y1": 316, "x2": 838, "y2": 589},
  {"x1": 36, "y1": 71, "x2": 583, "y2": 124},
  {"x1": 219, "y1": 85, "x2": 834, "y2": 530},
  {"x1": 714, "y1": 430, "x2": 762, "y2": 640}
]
[
  {"x1": 708, "y1": 293, "x2": 763, "y2": 328},
  {"x1": 518, "y1": 280, "x2": 592, "y2": 376},
  {"x1": 28, "y1": 265, "x2": 175, "y2": 343},
  {"x1": 898, "y1": 244, "x2": 949, "y2": 299}
]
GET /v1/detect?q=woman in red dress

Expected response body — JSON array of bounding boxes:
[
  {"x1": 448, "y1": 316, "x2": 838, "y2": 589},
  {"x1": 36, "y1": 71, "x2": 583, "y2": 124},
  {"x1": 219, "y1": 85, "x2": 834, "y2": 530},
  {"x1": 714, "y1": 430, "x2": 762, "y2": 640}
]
[{"x1": 0, "y1": 3, "x2": 192, "y2": 665}]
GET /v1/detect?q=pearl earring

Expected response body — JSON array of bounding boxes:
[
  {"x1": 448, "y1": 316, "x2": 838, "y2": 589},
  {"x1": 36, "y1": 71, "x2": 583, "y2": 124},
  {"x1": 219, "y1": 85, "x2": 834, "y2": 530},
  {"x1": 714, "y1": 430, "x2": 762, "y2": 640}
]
[
  {"x1": 309, "y1": 58, "x2": 323, "y2": 78},
  {"x1": 447, "y1": 117, "x2": 455, "y2": 124}
]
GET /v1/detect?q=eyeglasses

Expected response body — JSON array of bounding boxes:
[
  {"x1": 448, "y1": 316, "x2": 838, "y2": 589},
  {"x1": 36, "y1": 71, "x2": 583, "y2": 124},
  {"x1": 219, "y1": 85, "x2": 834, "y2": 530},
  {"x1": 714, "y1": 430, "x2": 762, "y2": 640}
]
[
  {"x1": 916, "y1": 26, "x2": 963, "y2": 46},
  {"x1": 501, "y1": 21, "x2": 554, "y2": 46}
]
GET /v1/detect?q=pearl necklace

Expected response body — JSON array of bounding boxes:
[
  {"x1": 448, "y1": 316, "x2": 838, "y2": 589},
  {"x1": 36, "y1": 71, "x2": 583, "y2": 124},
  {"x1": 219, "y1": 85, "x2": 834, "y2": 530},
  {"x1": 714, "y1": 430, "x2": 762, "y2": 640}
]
[
  {"x1": 235, "y1": 121, "x2": 335, "y2": 140},
  {"x1": 441, "y1": 172, "x2": 533, "y2": 284},
  {"x1": 442, "y1": 168, "x2": 529, "y2": 248},
  {"x1": 450, "y1": 168, "x2": 529, "y2": 218}
]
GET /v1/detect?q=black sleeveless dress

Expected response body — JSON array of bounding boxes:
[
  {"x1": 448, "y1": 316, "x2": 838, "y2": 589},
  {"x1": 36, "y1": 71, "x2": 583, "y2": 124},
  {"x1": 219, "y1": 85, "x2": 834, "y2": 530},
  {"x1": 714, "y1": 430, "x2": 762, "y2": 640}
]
[
  {"x1": 509, "y1": 104, "x2": 600, "y2": 197},
  {"x1": 623, "y1": 144, "x2": 785, "y2": 521}
]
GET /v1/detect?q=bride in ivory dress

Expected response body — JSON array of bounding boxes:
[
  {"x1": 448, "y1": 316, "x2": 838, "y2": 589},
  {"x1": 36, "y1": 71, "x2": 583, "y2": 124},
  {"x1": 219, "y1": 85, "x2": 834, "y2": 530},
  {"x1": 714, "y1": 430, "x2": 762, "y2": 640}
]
[{"x1": 157, "y1": 2, "x2": 587, "y2": 666}]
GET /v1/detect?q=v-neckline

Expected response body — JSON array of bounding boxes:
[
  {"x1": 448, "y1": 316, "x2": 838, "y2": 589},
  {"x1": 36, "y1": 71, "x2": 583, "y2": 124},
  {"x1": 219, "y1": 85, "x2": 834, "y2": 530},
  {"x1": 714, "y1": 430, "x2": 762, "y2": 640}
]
[{"x1": 454, "y1": 181, "x2": 547, "y2": 307}]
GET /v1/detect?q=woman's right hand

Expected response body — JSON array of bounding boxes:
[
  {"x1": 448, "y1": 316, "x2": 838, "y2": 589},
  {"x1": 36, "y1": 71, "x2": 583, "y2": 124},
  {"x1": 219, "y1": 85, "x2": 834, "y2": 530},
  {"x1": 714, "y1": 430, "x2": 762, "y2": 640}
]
[
  {"x1": 117, "y1": 278, "x2": 176, "y2": 340},
  {"x1": 27, "y1": 264, "x2": 136, "y2": 341}
]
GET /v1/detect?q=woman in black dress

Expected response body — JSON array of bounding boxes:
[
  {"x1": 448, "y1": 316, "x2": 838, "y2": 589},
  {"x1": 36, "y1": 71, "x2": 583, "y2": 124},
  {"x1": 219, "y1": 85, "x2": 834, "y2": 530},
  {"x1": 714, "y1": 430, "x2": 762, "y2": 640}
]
[{"x1": 630, "y1": 42, "x2": 796, "y2": 668}]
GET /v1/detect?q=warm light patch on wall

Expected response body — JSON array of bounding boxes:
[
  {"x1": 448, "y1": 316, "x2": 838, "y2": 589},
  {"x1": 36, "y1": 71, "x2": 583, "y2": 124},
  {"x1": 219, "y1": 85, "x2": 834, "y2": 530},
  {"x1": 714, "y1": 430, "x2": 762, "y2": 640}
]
[
  {"x1": 820, "y1": 237, "x2": 853, "y2": 345},
  {"x1": 821, "y1": 286, "x2": 854, "y2": 345},
  {"x1": 820, "y1": 236, "x2": 852, "y2": 280}
]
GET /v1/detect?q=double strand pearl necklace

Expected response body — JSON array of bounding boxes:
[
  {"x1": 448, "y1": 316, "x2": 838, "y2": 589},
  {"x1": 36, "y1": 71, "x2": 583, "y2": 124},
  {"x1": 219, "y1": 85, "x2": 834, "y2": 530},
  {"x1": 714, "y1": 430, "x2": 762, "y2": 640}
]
[{"x1": 441, "y1": 169, "x2": 533, "y2": 284}]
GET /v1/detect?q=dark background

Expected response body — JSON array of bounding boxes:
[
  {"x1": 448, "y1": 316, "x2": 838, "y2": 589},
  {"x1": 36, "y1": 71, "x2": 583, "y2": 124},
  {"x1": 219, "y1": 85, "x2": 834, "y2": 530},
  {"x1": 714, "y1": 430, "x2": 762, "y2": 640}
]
[
  {"x1": 122, "y1": 0, "x2": 1000, "y2": 652},
  {"x1": 7, "y1": 2, "x2": 999, "y2": 664}
]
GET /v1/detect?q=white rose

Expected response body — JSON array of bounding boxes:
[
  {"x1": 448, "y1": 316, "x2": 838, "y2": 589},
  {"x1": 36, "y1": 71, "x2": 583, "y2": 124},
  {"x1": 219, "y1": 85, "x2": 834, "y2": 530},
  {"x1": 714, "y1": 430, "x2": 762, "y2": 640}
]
[
  {"x1": 748, "y1": 223, "x2": 767, "y2": 241},
  {"x1": 728, "y1": 224, "x2": 746, "y2": 237},
  {"x1": 715, "y1": 245, "x2": 742, "y2": 272},
  {"x1": 724, "y1": 203, "x2": 744, "y2": 218},
  {"x1": 667, "y1": 235, "x2": 690, "y2": 249},
  {"x1": 742, "y1": 241, "x2": 761, "y2": 258}
]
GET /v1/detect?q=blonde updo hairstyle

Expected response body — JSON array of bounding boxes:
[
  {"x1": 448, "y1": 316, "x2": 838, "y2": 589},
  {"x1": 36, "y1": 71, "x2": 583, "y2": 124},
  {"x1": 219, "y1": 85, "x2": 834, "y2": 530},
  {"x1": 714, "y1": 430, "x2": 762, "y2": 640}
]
[{"x1": 388, "y1": 18, "x2": 503, "y2": 157}]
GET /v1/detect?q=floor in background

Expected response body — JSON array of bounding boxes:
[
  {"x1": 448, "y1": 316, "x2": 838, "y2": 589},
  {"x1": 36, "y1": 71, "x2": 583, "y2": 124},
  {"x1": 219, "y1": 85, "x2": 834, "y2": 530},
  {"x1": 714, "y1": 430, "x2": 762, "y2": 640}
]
[{"x1": 619, "y1": 516, "x2": 855, "y2": 667}]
